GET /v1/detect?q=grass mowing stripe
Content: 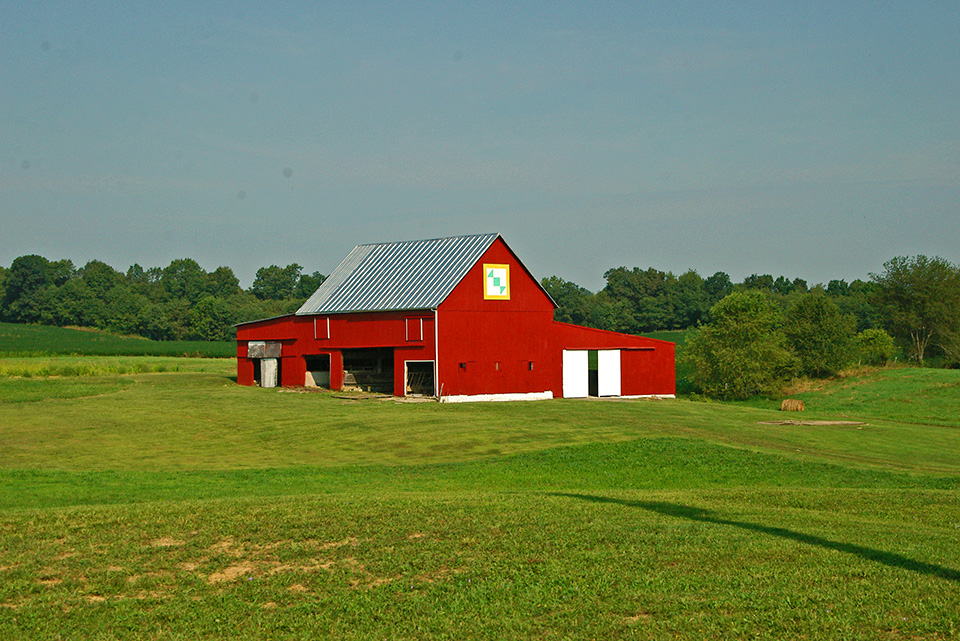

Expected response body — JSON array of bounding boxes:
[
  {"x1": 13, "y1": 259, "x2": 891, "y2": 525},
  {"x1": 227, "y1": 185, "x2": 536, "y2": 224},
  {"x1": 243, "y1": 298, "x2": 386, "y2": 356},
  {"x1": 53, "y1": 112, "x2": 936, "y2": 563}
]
[
  {"x1": 2, "y1": 490, "x2": 958, "y2": 639},
  {"x1": 3, "y1": 438, "x2": 956, "y2": 510}
]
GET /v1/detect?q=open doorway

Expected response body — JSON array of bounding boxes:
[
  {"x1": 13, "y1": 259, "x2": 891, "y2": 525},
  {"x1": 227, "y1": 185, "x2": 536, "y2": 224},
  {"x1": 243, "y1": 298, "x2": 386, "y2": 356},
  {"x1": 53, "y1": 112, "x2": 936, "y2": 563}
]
[
  {"x1": 563, "y1": 349, "x2": 621, "y2": 398},
  {"x1": 342, "y1": 348, "x2": 394, "y2": 394},
  {"x1": 304, "y1": 354, "x2": 331, "y2": 388},
  {"x1": 404, "y1": 360, "x2": 435, "y2": 396}
]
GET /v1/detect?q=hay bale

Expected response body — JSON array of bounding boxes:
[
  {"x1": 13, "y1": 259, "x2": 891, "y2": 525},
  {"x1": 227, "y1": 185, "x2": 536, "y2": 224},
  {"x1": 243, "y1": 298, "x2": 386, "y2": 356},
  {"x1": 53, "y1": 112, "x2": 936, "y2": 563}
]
[{"x1": 781, "y1": 399, "x2": 805, "y2": 412}]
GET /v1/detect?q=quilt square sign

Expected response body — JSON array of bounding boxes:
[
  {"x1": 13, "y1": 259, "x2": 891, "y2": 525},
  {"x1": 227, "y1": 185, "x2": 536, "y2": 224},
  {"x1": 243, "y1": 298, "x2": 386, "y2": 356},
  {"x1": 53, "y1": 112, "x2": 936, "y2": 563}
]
[{"x1": 483, "y1": 264, "x2": 510, "y2": 300}]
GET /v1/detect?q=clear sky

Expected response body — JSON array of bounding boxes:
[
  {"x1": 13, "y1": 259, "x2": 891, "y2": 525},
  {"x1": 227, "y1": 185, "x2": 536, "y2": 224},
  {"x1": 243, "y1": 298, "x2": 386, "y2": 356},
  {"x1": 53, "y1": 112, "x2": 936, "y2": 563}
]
[{"x1": 3, "y1": 2, "x2": 958, "y2": 290}]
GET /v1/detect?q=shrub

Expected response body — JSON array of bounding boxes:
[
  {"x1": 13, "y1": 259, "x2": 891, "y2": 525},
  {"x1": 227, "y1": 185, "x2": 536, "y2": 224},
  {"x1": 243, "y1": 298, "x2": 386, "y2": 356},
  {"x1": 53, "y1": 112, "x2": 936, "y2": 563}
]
[
  {"x1": 855, "y1": 328, "x2": 896, "y2": 365},
  {"x1": 681, "y1": 291, "x2": 796, "y2": 399}
]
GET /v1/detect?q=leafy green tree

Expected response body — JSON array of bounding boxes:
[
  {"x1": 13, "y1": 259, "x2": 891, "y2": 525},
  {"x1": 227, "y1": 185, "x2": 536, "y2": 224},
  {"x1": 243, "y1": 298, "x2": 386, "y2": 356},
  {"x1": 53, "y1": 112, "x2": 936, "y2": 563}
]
[
  {"x1": 783, "y1": 292, "x2": 856, "y2": 377},
  {"x1": 1, "y1": 255, "x2": 54, "y2": 322},
  {"x1": 42, "y1": 279, "x2": 100, "y2": 327},
  {"x1": 682, "y1": 291, "x2": 796, "y2": 399},
  {"x1": 251, "y1": 263, "x2": 303, "y2": 300},
  {"x1": 826, "y1": 279, "x2": 849, "y2": 296},
  {"x1": 673, "y1": 270, "x2": 709, "y2": 328},
  {"x1": 871, "y1": 255, "x2": 960, "y2": 364},
  {"x1": 703, "y1": 271, "x2": 733, "y2": 304},
  {"x1": 854, "y1": 329, "x2": 896, "y2": 366},
  {"x1": 588, "y1": 293, "x2": 635, "y2": 334},
  {"x1": 79, "y1": 260, "x2": 122, "y2": 295},
  {"x1": 601, "y1": 266, "x2": 676, "y2": 332},
  {"x1": 294, "y1": 271, "x2": 326, "y2": 299},
  {"x1": 103, "y1": 287, "x2": 150, "y2": 335},
  {"x1": 161, "y1": 259, "x2": 208, "y2": 303},
  {"x1": 188, "y1": 296, "x2": 236, "y2": 341},
  {"x1": 542, "y1": 276, "x2": 595, "y2": 326},
  {"x1": 136, "y1": 302, "x2": 175, "y2": 341},
  {"x1": 741, "y1": 273, "x2": 774, "y2": 293},
  {"x1": 206, "y1": 266, "x2": 242, "y2": 299}
]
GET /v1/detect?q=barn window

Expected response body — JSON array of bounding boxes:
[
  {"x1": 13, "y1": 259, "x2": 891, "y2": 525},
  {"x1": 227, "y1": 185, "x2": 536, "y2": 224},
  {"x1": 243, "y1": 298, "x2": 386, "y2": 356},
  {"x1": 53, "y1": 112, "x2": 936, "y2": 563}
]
[
  {"x1": 405, "y1": 317, "x2": 423, "y2": 341},
  {"x1": 315, "y1": 317, "x2": 330, "y2": 340},
  {"x1": 528, "y1": 361, "x2": 534, "y2": 371},
  {"x1": 458, "y1": 362, "x2": 467, "y2": 372}
]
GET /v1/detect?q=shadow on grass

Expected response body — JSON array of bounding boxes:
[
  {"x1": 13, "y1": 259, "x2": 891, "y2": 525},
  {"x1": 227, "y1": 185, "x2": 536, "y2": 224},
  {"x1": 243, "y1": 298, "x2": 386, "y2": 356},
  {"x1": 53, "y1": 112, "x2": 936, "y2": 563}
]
[{"x1": 553, "y1": 492, "x2": 960, "y2": 583}]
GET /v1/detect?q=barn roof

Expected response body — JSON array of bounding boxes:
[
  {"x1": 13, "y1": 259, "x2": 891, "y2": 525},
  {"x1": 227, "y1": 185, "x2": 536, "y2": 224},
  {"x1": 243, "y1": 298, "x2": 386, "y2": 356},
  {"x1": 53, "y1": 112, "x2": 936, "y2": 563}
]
[{"x1": 296, "y1": 233, "x2": 501, "y2": 315}]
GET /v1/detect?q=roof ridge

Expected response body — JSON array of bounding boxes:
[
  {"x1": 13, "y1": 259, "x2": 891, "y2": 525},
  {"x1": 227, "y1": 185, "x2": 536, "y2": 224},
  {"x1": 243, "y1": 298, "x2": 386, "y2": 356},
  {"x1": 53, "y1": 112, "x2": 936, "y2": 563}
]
[
  {"x1": 295, "y1": 233, "x2": 500, "y2": 315},
  {"x1": 353, "y1": 232, "x2": 498, "y2": 248}
]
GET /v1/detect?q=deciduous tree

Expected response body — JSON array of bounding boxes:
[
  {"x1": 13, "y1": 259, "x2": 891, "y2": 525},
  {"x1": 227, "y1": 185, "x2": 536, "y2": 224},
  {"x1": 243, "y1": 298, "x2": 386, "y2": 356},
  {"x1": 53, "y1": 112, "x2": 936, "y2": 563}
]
[
  {"x1": 871, "y1": 255, "x2": 960, "y2": 365},
  {"x1": 682, "y1": 291, "x2": 796, "y2": 399},
  {"x1": 784, "y1": 292, "x2": 856, "y2": 377}
]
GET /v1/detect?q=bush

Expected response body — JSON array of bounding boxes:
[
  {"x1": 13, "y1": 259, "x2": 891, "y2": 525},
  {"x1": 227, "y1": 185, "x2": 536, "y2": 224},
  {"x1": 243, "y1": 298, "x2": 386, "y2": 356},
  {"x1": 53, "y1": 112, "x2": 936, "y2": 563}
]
[
  {"x1": 784, "y1": 292, "x2": 856, "y2": 377},
  {"x1": 681, "y1": 291, "x2": 796, "y2": 399},
  {"x1": 854, "y1": 328, "x2": 896, "y2": 366}
]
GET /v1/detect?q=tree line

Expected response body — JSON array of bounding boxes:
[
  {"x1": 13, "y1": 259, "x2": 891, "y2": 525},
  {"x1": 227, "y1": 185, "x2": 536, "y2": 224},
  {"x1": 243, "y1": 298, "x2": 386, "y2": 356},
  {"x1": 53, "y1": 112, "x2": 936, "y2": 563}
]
[
  {"x1": 0, "y1": 255, "x2": 324, "y2": 342},
  {"x1": 541, "y1": 267, "x2": 884, "y2": 335},
  {"x1": 541, "y1": 255, "x2": 960, "y2": 398},
  {"x1": 2, "y1": 253, "x2": 958, "y2": 389}
]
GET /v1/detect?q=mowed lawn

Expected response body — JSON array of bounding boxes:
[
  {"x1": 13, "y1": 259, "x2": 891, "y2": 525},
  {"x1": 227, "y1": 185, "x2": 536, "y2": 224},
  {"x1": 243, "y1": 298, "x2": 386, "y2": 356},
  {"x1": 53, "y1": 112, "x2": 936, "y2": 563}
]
[{"x1": 1, "y1": 358, "x2": 959, "y2": 639}]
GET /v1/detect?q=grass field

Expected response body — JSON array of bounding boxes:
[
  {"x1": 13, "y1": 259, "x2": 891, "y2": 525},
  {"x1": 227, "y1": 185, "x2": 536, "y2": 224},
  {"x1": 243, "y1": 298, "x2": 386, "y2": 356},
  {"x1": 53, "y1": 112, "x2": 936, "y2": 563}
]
[
  {"x1": 0, "y1": 322, "x2": 234, "y2": 358},
  {"x1": 1, "y1": 349, "x2": 959, "y2": 638}
]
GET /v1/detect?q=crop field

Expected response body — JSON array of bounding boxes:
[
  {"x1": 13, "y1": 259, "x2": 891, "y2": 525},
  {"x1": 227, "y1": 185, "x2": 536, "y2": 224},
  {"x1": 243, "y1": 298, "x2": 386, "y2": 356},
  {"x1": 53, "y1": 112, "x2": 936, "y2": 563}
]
[
  {"x1": 0, "y1": 322, "x2": 234, "y2": 358},
  {"x1": 1, "y1": 347, "x2": 959, "y2": 638}
]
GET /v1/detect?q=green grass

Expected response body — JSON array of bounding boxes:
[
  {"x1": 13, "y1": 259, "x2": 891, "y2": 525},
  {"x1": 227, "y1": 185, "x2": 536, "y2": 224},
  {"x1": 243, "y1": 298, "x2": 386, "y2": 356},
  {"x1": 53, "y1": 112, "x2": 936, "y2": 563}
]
[
  {"x1": 0, "y1": 322, "x2": 234, "y2": 357},
  {"x1": 1, "y1": 359, "x2": 959, "y2": 639},
  {"x1": 782, "y1": 366, "x2": 960, "y2": 427}
]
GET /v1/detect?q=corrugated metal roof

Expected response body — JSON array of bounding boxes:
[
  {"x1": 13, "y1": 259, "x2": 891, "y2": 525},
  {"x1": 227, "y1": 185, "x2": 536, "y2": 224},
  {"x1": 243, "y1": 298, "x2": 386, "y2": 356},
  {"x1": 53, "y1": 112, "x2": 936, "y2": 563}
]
[{"x1": 296, "y1": 233, "x2": 500, "y2": 315}]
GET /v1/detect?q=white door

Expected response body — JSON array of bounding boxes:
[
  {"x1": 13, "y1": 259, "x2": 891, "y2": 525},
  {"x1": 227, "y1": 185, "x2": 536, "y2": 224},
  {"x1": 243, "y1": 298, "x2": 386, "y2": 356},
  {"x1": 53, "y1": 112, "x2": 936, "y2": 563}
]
[
  {"x1": 563, "y1": 350, "x2": 589, "y2": 398},
  {"x1": 261, "y1": 358, "x2": 278, "y2": 388},
  {"x1": 598, "y1": 350, "x2": 621, "y2": 397}
]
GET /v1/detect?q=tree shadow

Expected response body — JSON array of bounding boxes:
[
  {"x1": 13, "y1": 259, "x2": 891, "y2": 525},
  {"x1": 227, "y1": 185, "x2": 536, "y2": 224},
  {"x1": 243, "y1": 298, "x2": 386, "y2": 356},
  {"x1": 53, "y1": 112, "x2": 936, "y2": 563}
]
[{"x1": 552, "y1": 492, "x2": 960, "y2": 583}]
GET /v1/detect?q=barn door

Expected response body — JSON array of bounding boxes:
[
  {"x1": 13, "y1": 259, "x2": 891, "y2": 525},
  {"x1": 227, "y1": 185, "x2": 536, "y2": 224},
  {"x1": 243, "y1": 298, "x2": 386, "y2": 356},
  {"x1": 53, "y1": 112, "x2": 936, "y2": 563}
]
[
  {"x1": 597, "y1": 350, "x2": 621, "y2": 397},
  {"x1": 563, "y1": 350, "x2": 588, "y2": 398}
]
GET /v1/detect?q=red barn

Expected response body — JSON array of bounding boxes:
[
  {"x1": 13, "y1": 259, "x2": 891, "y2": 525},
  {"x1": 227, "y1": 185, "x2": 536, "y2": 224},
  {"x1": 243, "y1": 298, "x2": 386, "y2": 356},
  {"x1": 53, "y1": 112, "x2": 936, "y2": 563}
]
[{"x1": 236, "y1": 234, "x2": 675, "y2": 401}]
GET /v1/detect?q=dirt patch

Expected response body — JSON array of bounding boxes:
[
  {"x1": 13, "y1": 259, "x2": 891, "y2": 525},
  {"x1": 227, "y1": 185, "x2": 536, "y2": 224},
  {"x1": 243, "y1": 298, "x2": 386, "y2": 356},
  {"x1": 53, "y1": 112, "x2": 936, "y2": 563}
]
[
  {"x1": 416, "y1": 567, "x2": 461, "y2": 584},
  {"x1": 150, "y1": 537, "x2": 184, "y2": 548},
  {"x1": 208, "y1": 562, "x2": 257, "y2": 584},
  {"x1": 758, "y1": 420, "x2": 868, "y2": 426},
  {"x1": 355, "y1": 576, "x2": 395, "y2": 589},
  {"x1": 625, "y1": 611, "x2": 653, "y2": 623},
  {"x1": 127, "y1": 571, "x2": 167, "y2": 584},
  {"x1": 317, "y1": 537, "x2": 359, "y2": 550},
  {"x1": 206, "y1": 538, "x2": 236, "y2": 554}
]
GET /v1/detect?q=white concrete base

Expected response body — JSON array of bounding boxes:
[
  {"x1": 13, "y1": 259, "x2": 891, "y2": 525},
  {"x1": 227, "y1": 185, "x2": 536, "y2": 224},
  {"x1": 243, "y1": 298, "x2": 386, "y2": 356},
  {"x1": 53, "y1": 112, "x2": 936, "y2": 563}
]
[
  {"x1": 616, "y1": 394, "x2": 676, "y2": 400},
  {"x1": 440, "y1": 391, "x2": 554, "y2": 404}
]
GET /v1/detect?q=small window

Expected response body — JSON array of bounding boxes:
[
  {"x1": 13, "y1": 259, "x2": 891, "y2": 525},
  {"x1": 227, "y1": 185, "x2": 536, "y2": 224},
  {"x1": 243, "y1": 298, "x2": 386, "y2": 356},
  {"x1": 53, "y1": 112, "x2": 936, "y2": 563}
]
[
  {"x1": 405, "y1": 317, "x2": 423, "y2": 342},
  {"x1": 458, "y1": 362, "x2": 467, "y2": 372},
  {"x1": 528, "y1": 361, "x2": 534, "y2": 371},
  {"x1": 315, "y1": 317, "x2": 330, "y2": 340}
]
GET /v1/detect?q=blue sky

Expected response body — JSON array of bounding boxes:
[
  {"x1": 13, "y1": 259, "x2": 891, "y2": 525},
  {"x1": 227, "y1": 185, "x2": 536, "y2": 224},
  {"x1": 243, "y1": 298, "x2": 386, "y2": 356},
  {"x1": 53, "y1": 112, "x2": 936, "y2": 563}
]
[{"x1": 3, "y1": 2, "x2": 958, "y2": 290}]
